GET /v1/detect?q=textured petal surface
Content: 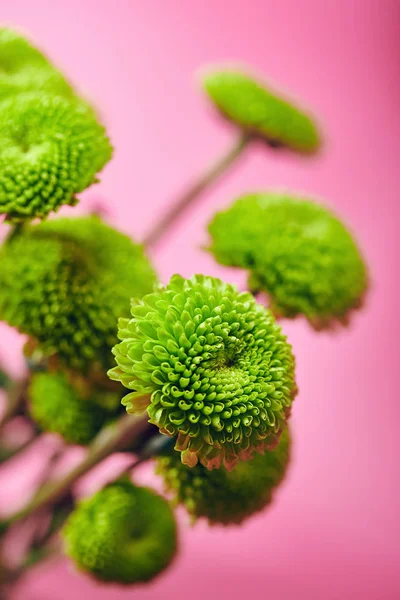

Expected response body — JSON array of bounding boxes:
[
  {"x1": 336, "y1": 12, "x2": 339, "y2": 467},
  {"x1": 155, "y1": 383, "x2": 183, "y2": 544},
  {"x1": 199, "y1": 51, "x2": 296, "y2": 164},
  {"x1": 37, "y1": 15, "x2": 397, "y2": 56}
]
[
  {"x1": 208, "y1": 193, "x2": 368, "y2": 328},
  {"x1": 29, "y1": 372, "x2": 120, "y2": 445},
  {"x1": 157, "y1": 426, "x2": 290, "y2": 525},
  {"x1": 109, "y1": 274, "x2": 296, "y2": 470},
  {"x1": 63, "y1": 481, "x2": 177, "y2": 584},
  {"x1": 0, "y1": 93, "x2": 112, "y2": 222},
  {"x1": 0, "y1": 216, "x2": 157, "y2": 371}
]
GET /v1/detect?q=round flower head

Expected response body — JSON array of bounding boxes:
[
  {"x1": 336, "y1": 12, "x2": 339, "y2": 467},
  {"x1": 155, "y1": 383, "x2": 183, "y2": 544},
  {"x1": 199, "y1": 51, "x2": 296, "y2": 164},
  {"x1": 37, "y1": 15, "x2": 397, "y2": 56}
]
[
  {"x1": 208, "y1": 193, "x2": 368, "y2": 328},
  {"x1": 157, "y1": 426, "x2": 290, "y2": 525},
  {"x1": 109, "y1": 274, "x2": 296, "y2": 470},
  {"x1": 0, "y1": 93, "x2": 112, "y2": 222},
  {"x1": 29, "y1": 372, "x2": 118, "y2": 445},
  {"x1": 63, "y1": 481, "x2": 177, "y2": 584},
  {"x1": 202, "y1": 68, "x2": 320, "y2": 153},
  {"x1": 0, "y1": 216, "x2": 157, "y2": 371},
  {"x1": 0, "y1": 28, "x2": 74, "y2": 100}
]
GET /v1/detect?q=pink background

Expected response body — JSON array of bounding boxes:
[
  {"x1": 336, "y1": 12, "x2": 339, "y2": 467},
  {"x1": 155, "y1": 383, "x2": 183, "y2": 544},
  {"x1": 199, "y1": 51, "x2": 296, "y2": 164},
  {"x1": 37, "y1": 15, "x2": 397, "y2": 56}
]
[{"x1": 1, "y1": 0, "x2": 399, "y2": 598}]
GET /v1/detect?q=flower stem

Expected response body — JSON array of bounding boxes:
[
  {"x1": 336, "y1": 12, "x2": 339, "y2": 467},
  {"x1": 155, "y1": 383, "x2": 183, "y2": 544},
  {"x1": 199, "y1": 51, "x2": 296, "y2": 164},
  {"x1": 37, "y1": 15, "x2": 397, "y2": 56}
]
[
  {"x1": 4, "y1": 222, "x2": 24, "y2": 244},
  {"x1": 0, "y1": 433, "x2": 37, "y2": 464},
  {"x1": 5, "y1": 414, "x2": 151, "y2": 526},
  {"x1": 143, "y1": 133, "x2": 251, "y2": 248},
  {"x1": 0, "y1": 379, "x2": 29, "y2": 435}
]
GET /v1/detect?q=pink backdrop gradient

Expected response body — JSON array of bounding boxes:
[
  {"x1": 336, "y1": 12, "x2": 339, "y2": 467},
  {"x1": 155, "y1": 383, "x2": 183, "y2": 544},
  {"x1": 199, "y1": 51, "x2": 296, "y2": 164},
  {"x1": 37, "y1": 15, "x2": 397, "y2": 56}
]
[{"x1": 1, "y1": 0, "x2": 399, "y2": 598}]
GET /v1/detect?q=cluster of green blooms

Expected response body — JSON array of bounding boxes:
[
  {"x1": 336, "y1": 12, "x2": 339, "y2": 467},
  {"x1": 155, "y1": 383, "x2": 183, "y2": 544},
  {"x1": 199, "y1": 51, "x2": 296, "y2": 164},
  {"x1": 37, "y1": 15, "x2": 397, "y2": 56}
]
[
  {"x1": 0, "y1": 28, "x2": 74, "y2": 100},
  {"x1": 109, "y1": 274, "x2": 296, "y2": 470},
  {"x1": 202, "y1": 68, "x2": 320, "y2": 153},
  {"x1": 0, "y1": 216, "x2": 157, "y2": 371},
  {"x1": 157, "y1": 426, "x2": 290, "y2": 525},
  {"x1": 0, "y1": 28, "x2": 112, "y2": 222},
  {"x1": 208, "y1": 193, "x2": 368, "y2": 328},
  {"x1": 63, "y1": 481, "x2": 177, "y2": 584},
  {"x1": 29, "y1": 372, "x2": 120, "y2": 445},
  {"x1": 0, "y1": 28, "x2": 369, "y2": 589}
]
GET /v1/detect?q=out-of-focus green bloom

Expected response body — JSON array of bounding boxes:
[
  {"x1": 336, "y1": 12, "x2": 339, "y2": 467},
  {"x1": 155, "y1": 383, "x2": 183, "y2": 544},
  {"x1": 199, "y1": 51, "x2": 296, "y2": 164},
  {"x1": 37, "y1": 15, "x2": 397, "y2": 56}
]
[
  {"x1": 109, "y1": 274, "x2": 296, "y2": 471},
  {"x1": 157, "y1": 426, "x2": 290, "y2": 525},
  {"x1": 208, "y1": 193, "x2": 368, "y2": 329},
  {"x1": 0, "y1": 216, "x2": 157, "y2": 371},
  {"x1": 202, "y1": 68, "x2": 320, "y2": 153},
  {"x1": 29, "y1": 372, "x2": 117, "y2": 445},
  {"x1": 63, "y1": 481, "x2": 177, "y2": 584},
  {"x1": 0, "y1": 93, "x2": 112, "y2": 222},
  {"x1": 0, "y1": 28, "x2": 74, "y2": 100}
]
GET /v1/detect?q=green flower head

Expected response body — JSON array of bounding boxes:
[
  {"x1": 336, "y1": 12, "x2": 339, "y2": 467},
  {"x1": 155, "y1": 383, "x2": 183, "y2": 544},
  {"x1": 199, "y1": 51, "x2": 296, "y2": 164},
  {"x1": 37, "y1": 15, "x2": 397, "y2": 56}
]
[
  {"x1": 29, "y1": 372, "x2": 118, "y2": 445},
  {"x1": 208, "y1": 193, "x2": 368, "y2": 328},
  {"x1": 157, "y1": 426, "x2": 290, "y2": 525},
  {"x1": 0, "y1": 28, "x2": 74, "y2": 100},
  {"x1": 0, "y1": 93, "x2": 112, "y2": 222},
  {"x1": 202, "y1": 67, "x2": 320, "y2": 153},
  {"x1": 109, "y1": 274, "x2": 296, "y2": 470},
  {"x1": 63, "y1": 481, "x2": 177, "y2": 584},
  {"x1": 0, "y1": 216, "x2": 157, "y2": 371}
]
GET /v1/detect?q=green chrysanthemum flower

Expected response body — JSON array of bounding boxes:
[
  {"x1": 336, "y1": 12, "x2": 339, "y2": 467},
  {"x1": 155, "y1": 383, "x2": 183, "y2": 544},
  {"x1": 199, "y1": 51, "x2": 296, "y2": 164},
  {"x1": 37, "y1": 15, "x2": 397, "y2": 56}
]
[
  {"x1": 109, "y1": 274, "x2": 296, "y2": 470},
  {"x1": 0, "y1": 28, "x2": 74, "y2": 101},
  {"x1": 202, "y1": 68, "x2": 320, "y2": 153},
  {"x1": 0, "y1": 216, "x2": 157, "y2": 371},
  {"x1": 63, "y1": 481, "x2": 177, "y2": 584},
  {"x1": 157, "y1": 426, "x2": 290, "y2": 525},
  {"x1": 0, "y1": 93, "x2": 112, "y2": 222},
  {"x1": 208, "y1": 193, "x2": 368, "y2": 328},
  {"x1": 29, "y1": 372, "x2": 117, "y2": 445}
]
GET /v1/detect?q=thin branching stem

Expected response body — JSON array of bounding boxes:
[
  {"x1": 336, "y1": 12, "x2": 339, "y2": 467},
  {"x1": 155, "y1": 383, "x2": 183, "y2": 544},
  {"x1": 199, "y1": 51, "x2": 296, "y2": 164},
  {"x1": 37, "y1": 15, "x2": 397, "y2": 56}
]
[
  {"x1": 143, "y1": 133, "x2": 251, "y2": 248},
  {"x1": 4, "y1": 414, "x2": 150, "y2": 526},
  {"x1": 0, "y1": 379, "x2": 29, "y2": 435}
]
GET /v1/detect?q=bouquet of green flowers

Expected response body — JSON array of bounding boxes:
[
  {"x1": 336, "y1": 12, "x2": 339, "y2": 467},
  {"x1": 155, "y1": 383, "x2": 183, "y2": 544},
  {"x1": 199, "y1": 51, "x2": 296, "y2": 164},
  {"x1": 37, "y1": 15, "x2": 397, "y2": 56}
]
[{"x1": 0, "y1": 28, "x2": 367, "y2": 591}]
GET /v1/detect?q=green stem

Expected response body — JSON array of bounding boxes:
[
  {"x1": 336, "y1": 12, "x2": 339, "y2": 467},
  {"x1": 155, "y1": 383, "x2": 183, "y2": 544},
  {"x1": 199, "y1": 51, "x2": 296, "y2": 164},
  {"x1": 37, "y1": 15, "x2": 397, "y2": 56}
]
[
  {"x1": 143, "y1": 133, "x2": 251, "y2": 248},
  {"x1": 0, "y1": 434, "x2": 37, "y2": 464},
  {"x1": 0, "y1": 369, "x2": 10, "y2": 390},
  {"x1": 5, "y1": 414, "x2": 150, "y2": 525},
  {"x1": 4, "y1": 222, "x2": 24, "y2": 244},
  {"x1": 0, "y1": 379, "x2": 29, "y2": 435}
]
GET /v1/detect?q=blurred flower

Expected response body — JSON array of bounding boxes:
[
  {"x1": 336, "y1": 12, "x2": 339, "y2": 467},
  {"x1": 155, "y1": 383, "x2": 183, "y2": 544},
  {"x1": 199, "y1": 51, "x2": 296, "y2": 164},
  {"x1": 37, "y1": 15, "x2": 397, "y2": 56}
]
[
  {"x1": 157, "y1": 425, "x2": 290, "y2": 525},
  {"x1": 109, "y1": 274, "x2": 296, "y2": 470},
  {"x1": 63, "y1": 481, "x2": 177, "y2": 584},
  {"x1": 0, "y1": 27, "x2": 74, "y2": 100},
  {"x1": 0, "y1": 93, "x2": 112, "y2": 222},
  {"x1": 29, "y1": 372, "x2": 119, "y2": 445},
  {"x1": 208, "y1": 192, "x2": 368, "y2": 329},
  {"x1": 202, "y1": 67, "x2": 320, "y2": 153},
  {"x1": 0, "y1": 216, "x2": 157, "y2": 371}
]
